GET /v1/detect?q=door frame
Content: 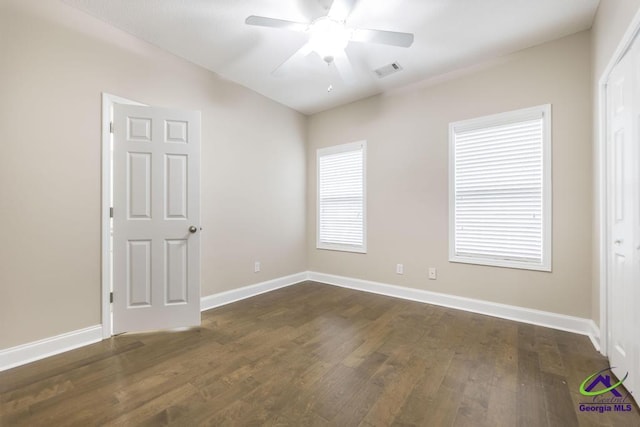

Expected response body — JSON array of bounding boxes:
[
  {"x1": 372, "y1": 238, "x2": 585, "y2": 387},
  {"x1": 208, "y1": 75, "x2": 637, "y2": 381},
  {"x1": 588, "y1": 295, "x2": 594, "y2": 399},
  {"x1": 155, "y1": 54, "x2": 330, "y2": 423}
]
[
  {"x1": 597, "y1": 10, "x2": 640, "y2": 356},
  {"x1": 101, "y1": 93, "x2": 146, "y2": 338}
]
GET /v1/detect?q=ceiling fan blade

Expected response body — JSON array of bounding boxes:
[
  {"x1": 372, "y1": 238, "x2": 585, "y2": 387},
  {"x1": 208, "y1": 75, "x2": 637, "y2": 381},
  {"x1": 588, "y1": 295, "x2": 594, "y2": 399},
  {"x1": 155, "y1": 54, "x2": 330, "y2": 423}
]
[
  {"x1": 245, "y1": 15, "x2": 309, "y2": 32},
  {"x1": 351, "y1": 28, "x2": 414, "y2": 48},
  {"x1": 272, "y1": 42, "x2": 314, "y2": 76},
  {"x1": 332, "y1": 50, "x2": 356, "y2": 84},
  {"x1": 327, "y1": 0, "x2": 357, "y2": 21}
]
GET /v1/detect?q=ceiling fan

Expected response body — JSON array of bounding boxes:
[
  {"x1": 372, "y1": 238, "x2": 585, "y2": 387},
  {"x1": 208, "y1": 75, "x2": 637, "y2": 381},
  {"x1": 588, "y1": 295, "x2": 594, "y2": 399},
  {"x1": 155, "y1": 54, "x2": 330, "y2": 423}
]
[{"x1": 245, "y1": 0, "x2": 414, "y2": 84}]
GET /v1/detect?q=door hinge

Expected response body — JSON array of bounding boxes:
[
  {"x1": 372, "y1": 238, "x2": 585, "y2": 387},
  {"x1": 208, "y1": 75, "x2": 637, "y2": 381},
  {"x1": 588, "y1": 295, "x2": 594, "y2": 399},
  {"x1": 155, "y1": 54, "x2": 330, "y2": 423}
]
[
  {"x1": 110, "y1": 207, "x2": 114, "y2": 218},
  {"x1": 110, "y1": 292, "x2": 114, "y2": 303},
  {"x1": 109, "y1": 122, "x2": 114, "y2": 134}
]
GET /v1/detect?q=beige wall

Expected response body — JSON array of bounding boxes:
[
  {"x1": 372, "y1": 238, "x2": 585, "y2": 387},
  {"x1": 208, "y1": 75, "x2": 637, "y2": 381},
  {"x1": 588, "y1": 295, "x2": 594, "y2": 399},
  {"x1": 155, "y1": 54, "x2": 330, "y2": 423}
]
[
  {"x1": 0, "y1": 0, "x2": 622, "y2": 352},
  {"x1": 307, "y1": 31, "x2": 593, "y2": 318},
  {"x1": 0, "y1": 0, "x2": 306, "y2": 349}
]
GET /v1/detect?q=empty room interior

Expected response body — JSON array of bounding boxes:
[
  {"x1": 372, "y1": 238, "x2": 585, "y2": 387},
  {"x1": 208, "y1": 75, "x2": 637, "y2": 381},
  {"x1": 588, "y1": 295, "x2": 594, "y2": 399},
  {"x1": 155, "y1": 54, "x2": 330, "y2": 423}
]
[{"x1": 2, "y1": 0, "x2": 640, "y2": 425}]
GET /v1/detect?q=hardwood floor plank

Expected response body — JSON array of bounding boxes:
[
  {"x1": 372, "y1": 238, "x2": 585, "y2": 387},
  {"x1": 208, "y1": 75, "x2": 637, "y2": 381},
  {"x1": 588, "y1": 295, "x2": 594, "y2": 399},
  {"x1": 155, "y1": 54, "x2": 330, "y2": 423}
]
[
  {"x1": 413, "y1": 385, "x2": 464, "y2": 427},
  {"x1": 311, "y1": 363, "x2": 370, "y2": 420},
  {"x1": 358, "y1": 348, "x2": 430, "y2": 426},
  {"x1": 490, "y1": 323, "x2": 519, "y2": 393},
  {"x1": 535, "y1": 327, "x2": 567, "y2": 377},
  {"x1": 332, "y1": 380, "x2": 384, "y2": 426},
  {"x1": 453, "y1": 358, "x2": 495, "y2": 426},
  {"x1": 485, "y1": 384, "x2": 518, "y2": 427},
  {"x1": 541, "y1": 371, "x2": 579, "y2": 427},
  {"x1": 392, "y1": 348, "x2": 454, "y2": 426},
  {"x1": 516, "y1": 347, "x2": 549, "y2": 427}
]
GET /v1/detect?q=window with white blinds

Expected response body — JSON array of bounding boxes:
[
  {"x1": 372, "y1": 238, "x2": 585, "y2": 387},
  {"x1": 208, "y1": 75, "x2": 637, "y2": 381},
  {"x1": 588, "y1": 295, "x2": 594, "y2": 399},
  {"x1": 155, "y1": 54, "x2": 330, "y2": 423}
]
[
  {"x1": 449, "y1": 105, "x2": 552, "y2": 271},
  {"x1": 317, "y1": 141, "x2": 366, "y2": 253}
]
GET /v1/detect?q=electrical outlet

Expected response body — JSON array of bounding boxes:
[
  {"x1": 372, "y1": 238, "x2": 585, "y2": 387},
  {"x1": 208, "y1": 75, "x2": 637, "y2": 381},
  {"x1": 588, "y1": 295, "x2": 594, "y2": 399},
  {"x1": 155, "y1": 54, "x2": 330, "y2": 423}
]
[
  {"x1": 428, "y1": 267, "x2": 437, "y2": 280},
  {"x1": 396, "y1": 264, "x2": 404, "y2": 275},
  {"x1": 254, "y1": 261, "x2": 261, "y2": 273}
]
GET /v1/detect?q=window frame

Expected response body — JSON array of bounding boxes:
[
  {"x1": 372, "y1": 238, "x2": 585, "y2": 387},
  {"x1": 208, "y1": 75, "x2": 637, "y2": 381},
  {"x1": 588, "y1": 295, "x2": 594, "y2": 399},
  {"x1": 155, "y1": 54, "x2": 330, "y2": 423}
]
[
  {"x1": 316, "y1": 140, "x2": 367, "y2": 254},
  {"x1": 448, "y1": 104, "x2": 552, "y2": 271}
]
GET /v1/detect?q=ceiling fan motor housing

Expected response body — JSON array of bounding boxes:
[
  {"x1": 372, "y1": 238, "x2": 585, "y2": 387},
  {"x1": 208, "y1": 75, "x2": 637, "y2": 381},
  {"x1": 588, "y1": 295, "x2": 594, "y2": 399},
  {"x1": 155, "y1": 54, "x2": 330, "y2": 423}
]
[{"x1": 309, "y1": 17, "x2": 351, "y2": 60}]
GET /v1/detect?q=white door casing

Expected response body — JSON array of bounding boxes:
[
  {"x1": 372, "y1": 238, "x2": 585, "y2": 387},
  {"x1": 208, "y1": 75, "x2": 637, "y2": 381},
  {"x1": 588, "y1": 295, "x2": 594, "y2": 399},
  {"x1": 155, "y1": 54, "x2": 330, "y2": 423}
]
[
  {"x1": 113, "y1": 104, "x2": 201, "y2": 334},
  {"x1": 606, "y1": 40, "x2": 638, "y2": 397}
]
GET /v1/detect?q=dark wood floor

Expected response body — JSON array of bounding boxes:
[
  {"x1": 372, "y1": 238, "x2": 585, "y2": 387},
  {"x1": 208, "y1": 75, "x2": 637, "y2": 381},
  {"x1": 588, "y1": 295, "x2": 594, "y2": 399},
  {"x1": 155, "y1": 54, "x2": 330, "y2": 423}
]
[{"x1": 1, "y1": 282, "x2": 637, "y2": 426}]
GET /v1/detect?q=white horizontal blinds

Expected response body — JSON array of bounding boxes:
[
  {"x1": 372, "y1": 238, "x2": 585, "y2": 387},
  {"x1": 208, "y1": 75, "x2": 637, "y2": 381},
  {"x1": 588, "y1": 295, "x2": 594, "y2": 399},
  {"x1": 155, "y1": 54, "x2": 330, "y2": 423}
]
[
  {"x1": 318, "y1": 143, "x2": 364, "y2": 249},
  {"x1": 453, "y1": 114, "x2": 544, "y2": 264}
]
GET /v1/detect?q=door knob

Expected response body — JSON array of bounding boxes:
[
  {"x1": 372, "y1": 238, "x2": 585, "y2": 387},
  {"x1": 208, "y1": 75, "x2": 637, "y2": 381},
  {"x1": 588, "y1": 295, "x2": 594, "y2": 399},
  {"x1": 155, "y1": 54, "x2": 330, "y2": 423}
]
[
  {"x1": 189, "y1": 226, "x2": 197, "y2": 234},
  {"x1": 614, "y1": 239, "x2": 623, "y2": 245}
]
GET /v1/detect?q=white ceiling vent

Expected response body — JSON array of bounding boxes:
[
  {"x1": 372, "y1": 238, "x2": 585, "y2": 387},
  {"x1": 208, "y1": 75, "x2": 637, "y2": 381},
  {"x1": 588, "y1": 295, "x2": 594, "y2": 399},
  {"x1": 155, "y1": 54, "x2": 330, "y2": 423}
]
[{"x1": 373, "y1": 62, "x2": 403, "y2": 78}]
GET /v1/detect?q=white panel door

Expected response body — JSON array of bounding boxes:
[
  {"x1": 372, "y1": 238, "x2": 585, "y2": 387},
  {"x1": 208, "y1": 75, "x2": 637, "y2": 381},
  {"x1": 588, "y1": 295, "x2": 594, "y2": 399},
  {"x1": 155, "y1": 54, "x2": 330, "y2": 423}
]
[
  {"x1": 113, "y1": 104, "x2": 201, "y2": 334},
  {"x1": 631, "y1": 38, "x2": 640, "y2": 397},
  {"x1": 607, "y1": 41, "x2": 638, "y2": 396}
]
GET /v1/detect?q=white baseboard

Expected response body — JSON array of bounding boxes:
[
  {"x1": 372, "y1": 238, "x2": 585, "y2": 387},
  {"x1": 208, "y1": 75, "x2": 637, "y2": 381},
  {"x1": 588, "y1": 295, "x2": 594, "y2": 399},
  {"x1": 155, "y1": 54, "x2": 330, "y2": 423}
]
[
  {"x1": 308, "y1": 271, "x2": 600, "y2": 346},
  {"x1": 588, "y1": 320, "x2": 601, "y2": 353},
  {"x1": 0, "y1": 270, "x2": 601, "y2": 372},
  {"x1": 0, "y1": 325, "x2": 103, "y2": 372},
  {"x1": 0, "y1": 273, "x2": 307, "y2": 372},
  {"x1": 200, "y1": 271, "x2": 308, "y2": 312}
]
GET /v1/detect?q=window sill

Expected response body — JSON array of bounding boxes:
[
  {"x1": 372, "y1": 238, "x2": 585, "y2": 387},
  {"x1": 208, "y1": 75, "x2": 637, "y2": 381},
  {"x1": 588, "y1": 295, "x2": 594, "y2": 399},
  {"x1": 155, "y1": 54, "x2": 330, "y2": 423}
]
[
  {"x1": 317, "y1": 244, "x2": 367, "y2": 254},
  {"x1": 449, "y1": 255, "x2": 551, "y2": 272}
]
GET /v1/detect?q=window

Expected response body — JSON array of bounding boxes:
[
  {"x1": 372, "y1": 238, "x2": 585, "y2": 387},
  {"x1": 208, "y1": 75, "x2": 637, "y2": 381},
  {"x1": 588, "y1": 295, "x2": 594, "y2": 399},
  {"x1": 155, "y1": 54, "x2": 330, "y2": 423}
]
[
  {"x1": 449, "y1": 105, "x2": 552, "y2": 271},
  {"x1": 317, "y1": 141, "x2": 366, "y2": 253}
]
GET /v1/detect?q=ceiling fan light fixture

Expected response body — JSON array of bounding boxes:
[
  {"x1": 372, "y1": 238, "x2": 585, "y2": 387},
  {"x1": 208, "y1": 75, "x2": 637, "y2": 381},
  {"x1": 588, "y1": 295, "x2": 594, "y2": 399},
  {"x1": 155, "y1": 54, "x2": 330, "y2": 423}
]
[
  {"x1": 245, "y1": 0, "x2": 414, "y2": 84},
  {"x1": 308, "y1": 17, "x2": 351, "y2": 61}
]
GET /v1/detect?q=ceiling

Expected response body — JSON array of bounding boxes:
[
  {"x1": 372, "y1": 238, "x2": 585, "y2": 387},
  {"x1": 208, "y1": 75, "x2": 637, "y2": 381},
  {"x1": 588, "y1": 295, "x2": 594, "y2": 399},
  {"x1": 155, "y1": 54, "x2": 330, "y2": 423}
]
[{"x1": 62, "y1": 0, "x2": 600, "y2": 115}]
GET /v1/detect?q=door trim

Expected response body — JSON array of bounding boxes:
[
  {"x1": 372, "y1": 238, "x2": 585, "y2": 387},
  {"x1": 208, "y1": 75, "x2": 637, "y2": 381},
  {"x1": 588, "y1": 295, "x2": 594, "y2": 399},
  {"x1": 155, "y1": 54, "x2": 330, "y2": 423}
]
[
  {"x1": 101, "y1": 93, "x2": 146, "y2": 338},
  {"x1": 597, "y1": 10, "x2": 640, "y2": 356}
]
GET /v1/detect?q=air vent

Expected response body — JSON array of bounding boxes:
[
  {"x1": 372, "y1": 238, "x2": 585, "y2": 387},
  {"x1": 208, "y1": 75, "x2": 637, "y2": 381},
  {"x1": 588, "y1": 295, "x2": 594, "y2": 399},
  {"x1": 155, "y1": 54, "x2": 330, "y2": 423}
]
[{"x1": 373, "y1": 62, "x2": 403, "y2": 78}]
